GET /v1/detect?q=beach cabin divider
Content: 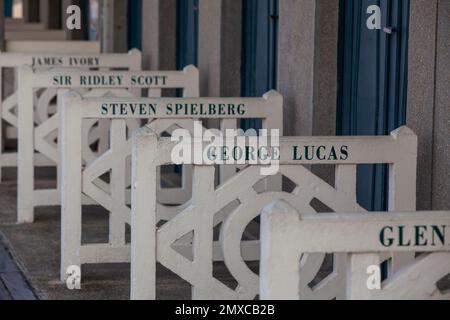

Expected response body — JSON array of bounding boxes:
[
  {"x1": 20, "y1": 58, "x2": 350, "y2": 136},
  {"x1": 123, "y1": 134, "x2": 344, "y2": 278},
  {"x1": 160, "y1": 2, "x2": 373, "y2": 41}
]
[
  {"x1": 260, "y1": 202, "x2": 450, "y2": 300},
  {"x1": 0, "y1": 41, "x2": 103, "y2": 180},
  {"x1": 5, "y1": 19, "x2": 46, "y2": 31},
  {"x1": 5, "y1": 30, "x2": 67, "y2": 41},
  {"x1": 59, "y1": 90, "x2": 283, "y2": 283},
  {"x1": 130, "y1": 126, "x2": 417, "y2": 300},
  {"x1": 16, "y1": 64, "x2": 197, "y2": 224},
  {"x1": 4, "y1": 40, "x2": 100, "y2": 54}
]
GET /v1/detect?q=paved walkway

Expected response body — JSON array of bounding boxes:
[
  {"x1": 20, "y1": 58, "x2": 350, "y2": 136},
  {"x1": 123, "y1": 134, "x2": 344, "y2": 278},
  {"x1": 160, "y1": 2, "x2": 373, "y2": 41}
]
[
  {"x1": 0, "y1": 234, "x2": 36, "y2": 300},
  {"x1": 0, "y1": 169, "x2": 448, "y2": 300},
  {"x1": 0, "y1": 175, "x2": 237, "y2": 300}
]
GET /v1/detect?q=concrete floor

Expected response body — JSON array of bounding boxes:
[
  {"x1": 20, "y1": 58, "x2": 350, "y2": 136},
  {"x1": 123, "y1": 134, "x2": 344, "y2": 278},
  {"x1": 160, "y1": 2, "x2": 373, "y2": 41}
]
[
  {"x1": 0, "y1": 169, "x2": 448, "y2": 300},
  {"x1": 0, "y1": 169, "x2": 244, "y2": 300},
  {"x1": 0, "y1": 233, "x2": 36, "y2": 300}
]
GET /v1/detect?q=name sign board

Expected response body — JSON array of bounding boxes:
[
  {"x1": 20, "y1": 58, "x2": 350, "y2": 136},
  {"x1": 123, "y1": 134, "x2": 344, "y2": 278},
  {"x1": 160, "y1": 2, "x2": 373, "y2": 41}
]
[
  {"x1": 59, "y1": 90, "x2": 283, "y2": 285},
  {"x1": 264, "y1": 208, "x2": 450, "y2": 253},
  {"x1": 0, "y1": 50, "x2": 140, "y2": 68},
  {"x1": 16, "y1": 65, "x2": 199, "y2": 225},
  {"x1": 0, "y1": 50, "x2": 141, "y2": 181},
  {"x1": 70, "y1": 96, "x2": 280, "y2": 119},
  {"x1": 134, "y1": 126, "x2": 416, "y2": 166},
  {"x1": 129, "y1": 126, "x2": 417, "y2": 300},
  {"x1": 260, "y1": 201, "x2": 450, "y2": 300}
]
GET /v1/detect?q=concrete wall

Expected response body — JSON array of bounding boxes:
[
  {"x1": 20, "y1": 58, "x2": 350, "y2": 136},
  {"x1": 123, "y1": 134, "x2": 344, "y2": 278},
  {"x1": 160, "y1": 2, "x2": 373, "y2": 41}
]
[
  {"x1": 432, "y1": 0, "x2": 450, "y2": 210},
  {"x1": 23, "y1": 0, "x2": 40, "y2": 23},
  {"x1": 406, "y1": 0, "x2": 438, "y2": 210},
  {"x1": 198, "y1": 0, "x2": 242, "y2": 97},
  {"x1": 277, "y1": 0, "x2": 315, "y2": 136},
  {"x1": 141, "y1": 0, "x2": 177, "y2": 70},
  {"x1": 407, "y1": 0, "x2": 450, "y2": 210},
  {"x1": 219, "y1": 0, "x2": 242, "y2": 98},
  {"x1": 312, "y1": 0, "x2": 339, "y2": 137},
  {"x1": 101, "y1": 0, "x2": 128, "y2": 52},
  {"x1": 277, "y1": 0, "x2": 338, "y2": 185},
  {"x1": 40, "y1": 0, "x2": 61, "y2": 29},
  {"x1": 278, "y1": 0, "x2": 338, "y2": 136}
]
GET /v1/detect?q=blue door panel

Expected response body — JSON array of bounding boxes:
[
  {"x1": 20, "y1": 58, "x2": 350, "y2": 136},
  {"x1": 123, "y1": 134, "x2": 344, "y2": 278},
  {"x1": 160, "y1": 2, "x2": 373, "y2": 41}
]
[
  {"x1": 241, "y1": 0, "x2": 278, "y2": 130},
  {"x1": 177, "y1": 0, "x2": 199, "y2": 69},
  {"x1": 4, "y1": 0, "x2": 13, "y2": 17},
  {"x1": 175, "y1": 0, "x2": 199, "y2": 172},
  {"x1": 128, "y1": 0, "x2": 142, "y2": 50},
  {"x1": 338, "y1": 0, "x2": 410, "y2": 211}
]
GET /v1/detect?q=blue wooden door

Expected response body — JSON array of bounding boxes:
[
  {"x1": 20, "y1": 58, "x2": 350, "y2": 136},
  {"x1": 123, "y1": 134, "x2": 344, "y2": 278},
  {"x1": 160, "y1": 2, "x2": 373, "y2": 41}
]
[
  {"x1": 128, "y1": 0, "x2": 142, "y2": 50},
  {"x1": 174, "y1": 0, "x2": 199, "y2": 173},
  {"x1": 337, "y1": 0, "x2": 410, "y2": 211},
  {"x1": 241, "y1": 0, "x2": 278, "y2": 130},
  {"x1": 177, "y1": 0, "x2": 199, "y2": 69},
  {"x1": 4, "y1": 0, "x2": 13, "y2": 17}
]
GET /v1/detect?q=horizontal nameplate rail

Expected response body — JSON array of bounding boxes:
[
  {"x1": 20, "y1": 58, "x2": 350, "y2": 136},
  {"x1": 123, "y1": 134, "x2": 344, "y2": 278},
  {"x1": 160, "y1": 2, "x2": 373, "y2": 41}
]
[
  {"x1": 134, "y1": 126, "x2": 416, "y2": 166},
  {"x1": 74, "y1": 94, "x2": 282, "y2": 119},
  {"x1": 5, "y1": 40, "x2": 101, "y2": 54},
  {"x1": 262, "y1": 205, "x2": 450, "y2": 253},
  {"x1": 21, "y1": 66, "x2": 199, "y2": 88},
  {"x1": 0, "y1": 49, "x2": 141, "y2": 68}
]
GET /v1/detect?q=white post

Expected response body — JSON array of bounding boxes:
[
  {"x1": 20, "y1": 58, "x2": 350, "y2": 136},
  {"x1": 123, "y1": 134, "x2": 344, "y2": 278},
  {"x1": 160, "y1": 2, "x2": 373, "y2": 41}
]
[
  {"x1": 131, "y1": 127, "x2": 159, "y2": 300},
  {"x1": 60, "y1": 91, "x2": 84, "y2": 281},
  {"x1": 190, "y1": 166, "x2": 215, "y2": 300},
  {"x1": 260, "y1": 201, "x2": 302, "y2": 300},
  {"x1": 388, "y1": 127, "x2": 418, "y2": 273},
  {"x1": 17, "y1": 66, "x2": 35, "y2": 223},
  {"x1": 108, "y1": 119, "x2": 127, "y2": 246}
]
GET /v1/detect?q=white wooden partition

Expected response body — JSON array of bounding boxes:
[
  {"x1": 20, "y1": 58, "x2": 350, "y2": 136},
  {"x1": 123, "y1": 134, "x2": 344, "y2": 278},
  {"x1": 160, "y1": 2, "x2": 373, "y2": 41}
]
[
  {"x1": 5, "y1": 18, "x2": 46, "y2": 31},
  {"x1": 6, "y1": 30, "x2": 66, "y2": 41},
  {"x1": 260, "y1": 202, "x2": 450, "y2": 300},
  {"x1": 59, "y1": 90, "x2": 283, "y2": 283},
  {"x1": 18, "y1": 64, "x2": 200, "y2": 224},
  {"x1": 4, "y1": 18, "x2": 68, "y2": 41},
  {"x1": 4, "y1": 41, "x2": 100, "y2": 53},
  {"x1": 131, "y1": 127, "x2": 417, "y2": 300},
  {"x1": 0, "y1": 41, "x2": 102, "y2": 180}
]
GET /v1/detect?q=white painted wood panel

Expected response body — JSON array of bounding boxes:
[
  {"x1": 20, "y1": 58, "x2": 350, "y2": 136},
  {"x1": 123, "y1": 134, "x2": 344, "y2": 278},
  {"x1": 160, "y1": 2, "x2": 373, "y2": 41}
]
[
  {"x1": 14, "y1": 50, "x2": 142, "y2": 222},
  {"x1": 260, "y1": 202, "x2": 450, "y2": 300},
  {"x1": 60, "y1": 90, "x2": 283, "y2": 285},
  {"x1": 130, "y1": 127, "x2": 417, "y2": 300}
]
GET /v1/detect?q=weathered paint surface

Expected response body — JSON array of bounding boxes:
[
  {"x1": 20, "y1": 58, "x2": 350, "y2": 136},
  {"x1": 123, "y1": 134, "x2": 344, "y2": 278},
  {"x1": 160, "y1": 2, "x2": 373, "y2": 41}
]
[
  {"x1": 0, "y1": 42, "x2": 104, "y2": 182},
  {"x1": 260, "y1": 201, "x2": 450, "y2": 300},
  {"x1": 130, "y1": 127, "x2": 417, "y2": 300},
  {"x1": 60, "y1": 89, "x2": 283, "y2": 286},
  {"x1": 14, "y1": 50, "x2": 142, "y2": 223}
]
